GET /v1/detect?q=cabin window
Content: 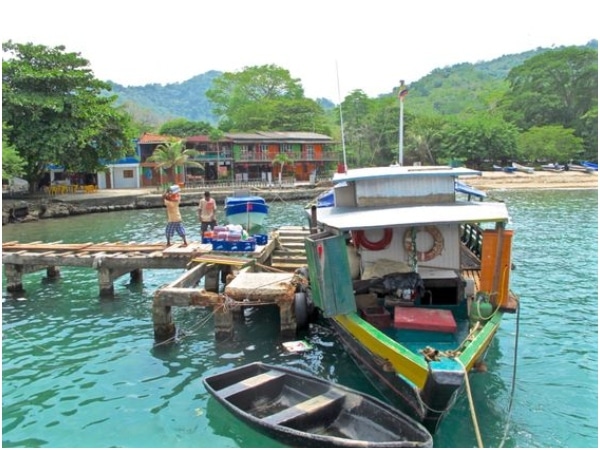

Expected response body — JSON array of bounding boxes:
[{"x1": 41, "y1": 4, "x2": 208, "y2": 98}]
[{"x1": 123, "y1": 170, "x2": 134, "y2": 178}]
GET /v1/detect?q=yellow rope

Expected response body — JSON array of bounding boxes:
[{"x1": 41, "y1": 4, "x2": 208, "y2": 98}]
[{"x1": 455, "y1": 357, "x2": 484, "y2": 448}]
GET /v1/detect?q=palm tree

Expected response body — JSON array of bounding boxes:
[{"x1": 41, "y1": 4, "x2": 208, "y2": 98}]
[
  {"x1": 273, "y1": 152, "x2": 294, "y2": 186},
  {"x1": 147, "y1": 140, "x2": 203, "y2": 186}
]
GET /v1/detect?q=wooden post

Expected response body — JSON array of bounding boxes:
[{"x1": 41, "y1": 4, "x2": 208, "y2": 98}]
[
  {"x1": 4, "y1": 264, "x2": 24, "y2": 293},
  {"x1": 310, "y1": 205, "x2": 317, "y2": 234},
  {"x1": 98, "y1": 267, "x2": 115, "y2": 297}
]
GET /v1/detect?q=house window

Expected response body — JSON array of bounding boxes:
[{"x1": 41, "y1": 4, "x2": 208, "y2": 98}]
[
  {"x1": 260, "y1": 144, "x2": 269, "y2": 160},
  {"x1": 123, "y1": 170, "x2": 134, "y2": 178},
  {"x1": 282, "y1": 144, "x2": 293, "y2": 153},
  {"x1": 305, "y1": 145, "x2": 314, "y2": 160}
]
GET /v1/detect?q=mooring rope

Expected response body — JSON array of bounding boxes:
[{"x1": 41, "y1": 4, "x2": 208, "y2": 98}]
[
  {"x1": 498, "y1": 299, "x2": 521, "y2": 448},
  {"x1": 455, "y1": 357, "x2": 484, "y2": 448}
]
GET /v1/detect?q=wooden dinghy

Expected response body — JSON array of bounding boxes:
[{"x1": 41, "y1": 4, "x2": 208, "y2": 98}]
[{"x1": 203, "y1": 362, "x2": 433, "y2": 448}]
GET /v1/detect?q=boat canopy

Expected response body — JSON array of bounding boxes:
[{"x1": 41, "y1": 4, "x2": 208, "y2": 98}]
[
  {"x1": 315, "y1": 201, "x2": 510, "y2": 231},
  {"x1": 332, "y1": 166, "x2": 482, "y2": 184}
]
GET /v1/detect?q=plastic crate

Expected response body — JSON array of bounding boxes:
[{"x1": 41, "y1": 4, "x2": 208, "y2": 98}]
[
  {"x1": 211, "y1": 239, "x2": 256, "y2": 252},
  {"x1": 253, "y1": 234, "x2": 268, "y2": 245}
]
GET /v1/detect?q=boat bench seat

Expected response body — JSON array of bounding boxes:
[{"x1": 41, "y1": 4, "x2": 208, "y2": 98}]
[
  {"x1": 262, "y1": 390, "x2": 345, "y2": 425},
  {"x1": 218, "y1": 370, "x2": 286, "y2": 399}
]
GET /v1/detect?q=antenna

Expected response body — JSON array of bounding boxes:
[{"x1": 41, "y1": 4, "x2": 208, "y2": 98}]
[{"x1": 336, "y1": 61, "x2": 347, "y2": 173}]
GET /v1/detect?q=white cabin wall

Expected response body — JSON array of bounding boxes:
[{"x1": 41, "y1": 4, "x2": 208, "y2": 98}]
[
  {"x1": 357, "y1": 225, "x2": 460, "y2": 275},
  {"x1": 355, "y1": 176, "x2": 454, "y2": 207}
]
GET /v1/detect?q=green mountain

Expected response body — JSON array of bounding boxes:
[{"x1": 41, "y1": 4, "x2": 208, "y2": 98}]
[
  {"x1": 108, "y1": 41, "x2": 597, "y2": 125},
  {"x1": 108, "y1": 70, "x2": 222, "y2": 124}
]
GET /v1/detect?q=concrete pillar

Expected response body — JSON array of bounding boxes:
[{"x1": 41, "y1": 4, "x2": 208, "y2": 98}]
[
  {"x1": 130, "y1": 268, "x2": 143, "y2": 284},
  {"x1": 278, "y1": 299, "x2": 297, "y2": 339},
  {"x1": 213, "y1": 304, "x2": 234, "y2": 341},
  {"x1": 46, "y1": 266, "x2": 61, "y2": 279},
  {"x1": 98, "y1": 267, "x2": 114, "y2": 297},
  {"x1": 205, "y1": 266, "x2": 220, "y2": 292},
  {"x1": 152, "y1": 297, "x2": 175, "y2": 341},
  {"x1": 4, "y1": 264, "x2": 24, "y2": 293}
]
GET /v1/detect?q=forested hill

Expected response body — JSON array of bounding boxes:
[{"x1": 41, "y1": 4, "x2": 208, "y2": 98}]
[{"x1": 108, "y1": 42, "x2": 597, "y2": 124}]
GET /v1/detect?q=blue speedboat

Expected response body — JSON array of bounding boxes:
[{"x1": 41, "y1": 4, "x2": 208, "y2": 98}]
[{"x1": 224, "y1": 195, "x2": 269, "y2": 228}]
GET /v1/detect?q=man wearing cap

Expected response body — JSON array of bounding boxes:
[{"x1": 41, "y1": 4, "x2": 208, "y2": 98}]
[
  {"x1": 163, "y1": 185, "x2": 188, "y2": 247},
  {"x1": 198, "y1": 191, "x2": 217, "y2": 235}
]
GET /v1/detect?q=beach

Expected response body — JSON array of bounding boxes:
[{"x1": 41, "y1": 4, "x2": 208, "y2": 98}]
[{"x1": 464, "y1": 170, "x2": 598, "y2": 190}]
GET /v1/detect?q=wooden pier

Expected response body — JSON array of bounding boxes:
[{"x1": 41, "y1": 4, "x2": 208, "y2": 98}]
[{"x1": 2, "y1": 227, "x2": 312, "y2": 341}]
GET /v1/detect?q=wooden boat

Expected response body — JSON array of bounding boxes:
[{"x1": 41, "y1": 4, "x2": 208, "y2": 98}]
[
  {"x1": 566, "y1": 163, "x2": 595, "y2": 173},
  {"x1": 492, "y1": 164, "x2": 516, "y2": 173},
  {"x1": 203, "y1": 361, "x2": 433, "y2": 448},
  {"x1": 511, "y1": 162, "x2": 535, "y2": 174},
  {"x1": 304, "y1": 165, "x2": 519, "y2": 433},
  {"x1": 541, "y1": 163, "x2": 565, "y2": 172},
  {"x1": 224, "y1": 194, "x2": 269, "y2": 228}
]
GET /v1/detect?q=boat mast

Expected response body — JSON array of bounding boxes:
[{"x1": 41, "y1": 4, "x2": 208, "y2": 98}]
[
  {"x1": 398, "y1": 80, "x2": 408, "y2": 166},
  {"x1": 336, "y1": 61, "x2": 347, "y2": 173}
]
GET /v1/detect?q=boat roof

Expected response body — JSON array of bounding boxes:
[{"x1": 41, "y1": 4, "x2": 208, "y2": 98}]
[
  {"x1": 332, "y1": 165, "x2": 481, "y2": 183},
  {"x1": 314, "y1": 201, "x2": 510, "y2": 231}
]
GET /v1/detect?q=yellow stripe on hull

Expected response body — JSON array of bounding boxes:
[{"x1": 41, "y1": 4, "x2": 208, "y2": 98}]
[{"x1": 334, "y1": 314, "x2": 430, "y2": 389}]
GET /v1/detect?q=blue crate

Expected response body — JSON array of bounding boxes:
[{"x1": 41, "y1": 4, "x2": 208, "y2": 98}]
[
  {"x1": 211, "y1": 239, "x2": 256, "y2": 252},
  {"x1": 202, "y1": 237, "x2": 213, "y2": 244},
  {"x1": 253, "y1": 234, "x2": 268, "y2": 246}
]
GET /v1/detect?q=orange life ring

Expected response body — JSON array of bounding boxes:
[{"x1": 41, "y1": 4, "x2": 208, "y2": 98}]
[
  {"x1": 352, "y1": 228, "x2": 393, "y2": 251},
  {"x1": 403, "y1": 226, "x2": 444, "y2": 262}
]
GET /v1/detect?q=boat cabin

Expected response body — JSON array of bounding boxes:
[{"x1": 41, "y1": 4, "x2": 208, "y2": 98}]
[{"x1": 306, "y1": 166, "x2": 512, "y2": 319}]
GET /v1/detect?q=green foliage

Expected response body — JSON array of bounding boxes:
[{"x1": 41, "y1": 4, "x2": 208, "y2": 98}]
[
  {"x1": 405, "y1": 115, "x2": 447, "y2": 165},
  {"x1": 503, "y1": 47, "x2": 598, "y2": 130},
  {"x1": 146, "y1": 140, "x2": 203, "y2": 183},
  {"x1": 273, "y1": 152, "x2": 294, "y2": 185},
  {"x1": 109, "y1": 71, "x2": 221, "y2": 124},
  {"x1": 517, "y1": 126, "x2": 584, "y2": 163},
  {"x1": 2, "y1": 122, "x2": 25, "y2": 180},
  {"x1": 206, "y1": 64, "x2": 329, "y2": 132},
  {"x1": 439, "y1": 115, "x2": 519, "y2": 168},
  {"x1": 159, "y1": 118, "x2": 212, "y2": 137},
  {"x1": 2, "y1": 40, "x2": 135, "y2": 191}
]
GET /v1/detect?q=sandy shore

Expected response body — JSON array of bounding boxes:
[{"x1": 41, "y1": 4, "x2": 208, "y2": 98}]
[{"x1": 464, "y1": 170, "x2": 598, "y2": 191}]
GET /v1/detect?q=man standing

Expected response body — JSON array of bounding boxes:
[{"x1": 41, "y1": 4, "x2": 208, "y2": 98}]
[
  {"x1": 164, "y1": 185, "x2": 188, "y2": 247},
  {"x1": 198, "y1": 190, "x2": 217, "y2": 235}
]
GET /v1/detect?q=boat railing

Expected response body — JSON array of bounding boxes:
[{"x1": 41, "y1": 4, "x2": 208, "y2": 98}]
[{"x1": 460, "y1": 223, "x2": 483, "y2": 258}]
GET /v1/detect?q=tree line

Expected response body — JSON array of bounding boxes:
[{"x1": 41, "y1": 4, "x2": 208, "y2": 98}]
[{"x1": 2, "y1": 40, "x2": 597, "y2": 191}]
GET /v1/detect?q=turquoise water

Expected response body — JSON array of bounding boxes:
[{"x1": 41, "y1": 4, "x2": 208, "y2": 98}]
[{"x1": 2, "y1": 190, "x2": 598, "y2": 448}]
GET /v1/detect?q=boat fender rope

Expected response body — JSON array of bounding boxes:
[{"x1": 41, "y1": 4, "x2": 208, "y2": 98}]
[
  {"x1": 403, "y1": 226, "x2": 444, "y2": 262},
  {"x1": 455, "y1": 358, "x2": 484, "y2": 448},
  {"x1": 352, "y1": 228, "x2": 393, "y2": 251}
]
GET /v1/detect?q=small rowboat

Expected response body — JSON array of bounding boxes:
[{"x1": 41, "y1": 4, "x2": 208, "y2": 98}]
[
  {"x1": 203, "y1": 361, "x2": 433, "y2": 448},
  {"x1": 512, "y1": 162, "x2": 535, "y2": 174}
]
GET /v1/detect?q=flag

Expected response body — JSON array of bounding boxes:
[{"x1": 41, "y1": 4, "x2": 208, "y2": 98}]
[{"x1": 398, "y1": 84, "x2": 408, "y2": 102}]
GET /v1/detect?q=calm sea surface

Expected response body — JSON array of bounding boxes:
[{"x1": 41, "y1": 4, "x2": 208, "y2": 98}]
[{"x1": 2, "y1": 190, "x2": 598, "y2": 448}]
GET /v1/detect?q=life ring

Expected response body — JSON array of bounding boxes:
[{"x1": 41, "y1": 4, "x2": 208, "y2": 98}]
[
  {"x1": 352, "y1": 228, "x2": 393, "y2": 251},
  {"x1": 403, "y1": 226, "x2": 444, "y2": 262}
]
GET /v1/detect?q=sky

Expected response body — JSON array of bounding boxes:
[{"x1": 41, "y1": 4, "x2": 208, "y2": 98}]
[{"x1": 2, "y1": 0, "x2": 597, "y2": 100}]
